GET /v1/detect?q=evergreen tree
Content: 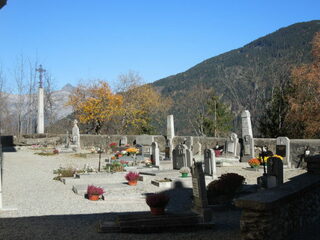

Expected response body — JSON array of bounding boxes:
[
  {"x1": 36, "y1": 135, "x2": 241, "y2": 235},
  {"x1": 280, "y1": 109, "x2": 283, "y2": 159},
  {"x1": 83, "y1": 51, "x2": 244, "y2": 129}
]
[{"x1": 203, "y1": 93, "x2": 234, "y2": 137}]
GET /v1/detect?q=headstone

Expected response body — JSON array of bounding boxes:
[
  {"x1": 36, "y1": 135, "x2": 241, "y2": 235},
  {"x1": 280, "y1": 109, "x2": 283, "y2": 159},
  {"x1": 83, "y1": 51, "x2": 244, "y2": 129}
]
[
  {"x1": 267, "y1": 156, "x2": 284, "y2": 186},
  {"x1": 204, "y1": 149, "x2": 217, "y2": 179},
  {"x1": 167, "y1": 115, "x2": 175, "y2": 139},
  {"x1": 225, "y1": 133, "x2": 239, "y2": 157},
  {"x1": 191, "y1": 161, "x2": 212, "y2": 222},
  {"x1": 151, "y1": 142, "x2": 160, "y2": 166},
  {"x1": 276, "y1": 137, "x2": 291, "y2": 168},
  {"x1": 241, "y1": 110, "x2": 253, "y2": 137},
  {"x1": 172, "y1": 144, "x2": 187, "y2": 169},
  {"x1": 241, "y1": 111, "x2": 254, "y2": 161},
  {"x1": 136, "y1": 135, "x2": 154, "y2": 156},
  {"x1": 193, "y1": 142, "x2": 202, "y2": 155},
  {"x1": 72, "y1": 120, "x2": 80, "y2": 151},
  {"x1": 119, "y1": 136, "x2": 128, "y2": 146},
  {"x1": 186, "y1": 148, "x2": 193, "y2": 167}
]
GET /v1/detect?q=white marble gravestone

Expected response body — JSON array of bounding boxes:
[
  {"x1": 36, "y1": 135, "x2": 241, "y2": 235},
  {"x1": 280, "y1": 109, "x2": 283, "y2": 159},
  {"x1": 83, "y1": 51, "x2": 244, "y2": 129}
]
[
  {"x1": 72, "y1": 120, "x2": 80, "y2": 151},
  {"x1": 193, "y1": 142, "x2": 202, "y2": 155},
  {"x1": 226, "y1": 133, "x2": 239, "y2": 157}
]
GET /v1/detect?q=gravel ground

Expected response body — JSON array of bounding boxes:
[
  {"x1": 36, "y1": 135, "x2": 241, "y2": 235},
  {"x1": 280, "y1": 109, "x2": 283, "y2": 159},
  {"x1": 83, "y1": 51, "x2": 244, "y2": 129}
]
[{"x1": 0, "y1": 147, "x2": 306, "y2": 240}]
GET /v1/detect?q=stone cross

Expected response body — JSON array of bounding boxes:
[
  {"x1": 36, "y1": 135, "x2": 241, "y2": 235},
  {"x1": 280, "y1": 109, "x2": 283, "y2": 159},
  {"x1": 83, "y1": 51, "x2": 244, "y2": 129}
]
[{"x1": 36, "y1": 64, "x2": 46, "y2": 134}]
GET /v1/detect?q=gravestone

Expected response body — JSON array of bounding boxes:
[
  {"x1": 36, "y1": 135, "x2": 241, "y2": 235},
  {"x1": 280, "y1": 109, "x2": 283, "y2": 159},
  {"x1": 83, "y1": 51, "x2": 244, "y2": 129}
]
[
  {"x1": 151, "y1": 142, "x2": 160, "y2": 166},
  {"x1": 225, "y1": 133, "x2": 239, "y2": 157},
  {"x1": 241, "y1": 111, "x2": 254, "y2": 161},
  {"x1": 71, "y1": 120, "x2": 80, "y2": 151},
  {"x1": 186, "y1": 148, "x2": 193, "y2": 168},
  {"x1": 172, "y1": 144, "x2": 187, "y2": 169},
  {"x1": 276, "y1": 137, "x2": 291, "y2": 168},
  {"x1": 191, "y1": 161, "x2": 212, "y2": 222},
  {"x1": 119, "y1": 136, "x2": 128, "y2": 146},
  {"x1": 267, "y1": 156, "x2": 284, "y2": 186},
  {"x1": 204, "y1": 149, "x2": 217, "y2": 179},
  {"x1": 193, "y1": 142, "x2": 202, "y2": 155},
  {"x1": 136, "y1": 135, "x2": 154, "y2": 157}
]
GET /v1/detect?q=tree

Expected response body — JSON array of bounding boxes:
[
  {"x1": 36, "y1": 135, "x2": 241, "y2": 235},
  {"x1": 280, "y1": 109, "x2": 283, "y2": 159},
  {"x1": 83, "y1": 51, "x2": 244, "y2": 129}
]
[
  {"x1": 285, "y1": 32, "x2": 320, "y2": 138},
  {"x1": 67, "y1": 81, "x2": 123, "y2": 134},
  {"x1": 115, "y1": 71, "x2": 172, "y2": 135},
  {"x1": 202, "y1": 91, "x2": 234, "y2": 137}
]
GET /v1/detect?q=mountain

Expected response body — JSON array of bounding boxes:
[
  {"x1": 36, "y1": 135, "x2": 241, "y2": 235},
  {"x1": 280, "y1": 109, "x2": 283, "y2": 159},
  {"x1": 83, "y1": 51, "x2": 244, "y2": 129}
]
[{"x1": 152, "y1": 20, "x2": 320, "y2": 136}]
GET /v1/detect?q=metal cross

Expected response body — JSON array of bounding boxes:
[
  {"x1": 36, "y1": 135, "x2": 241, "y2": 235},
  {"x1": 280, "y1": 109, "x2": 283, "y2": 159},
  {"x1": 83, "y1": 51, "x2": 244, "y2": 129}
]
[{"x1": 36, "y1": 64, "x2": 46, "y2": 88}]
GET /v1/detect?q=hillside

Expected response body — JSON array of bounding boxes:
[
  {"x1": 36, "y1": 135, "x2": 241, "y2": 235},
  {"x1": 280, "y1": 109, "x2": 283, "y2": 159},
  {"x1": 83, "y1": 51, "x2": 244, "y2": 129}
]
[{"x1": 152, "y1": 20, "x2": 320, "y2": 136}]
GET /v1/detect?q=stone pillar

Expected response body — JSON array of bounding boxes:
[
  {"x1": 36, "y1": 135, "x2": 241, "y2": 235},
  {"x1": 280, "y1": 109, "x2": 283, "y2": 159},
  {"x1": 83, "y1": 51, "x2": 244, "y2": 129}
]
[
  {"x1": 241, "y1": 110, "x2": 254, "y2": 161},
  {"x1": 167, "y1": 115, "x2": 175, "y2": 139},
  {"x1": 37, "y1": 87, "x2": 44, "y2": 134},
  {"x1": 151, "y1": 142, "x2": 160, "y2": 167}
]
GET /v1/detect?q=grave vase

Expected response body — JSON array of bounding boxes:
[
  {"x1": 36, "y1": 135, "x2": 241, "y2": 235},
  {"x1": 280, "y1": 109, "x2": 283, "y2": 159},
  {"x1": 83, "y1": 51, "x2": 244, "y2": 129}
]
[
  {"x1": 128, "y1": 180, "x2": 138, "y2": 186},
  {"x1": 181, "y1": 173, "x2": 189, "y2": 178},
  {"x1": 150, "y1": 207, "x2": 165, "y2": 215},
  {"x1": 88, "y1": 194, "x2": 100, "y2": 201}
]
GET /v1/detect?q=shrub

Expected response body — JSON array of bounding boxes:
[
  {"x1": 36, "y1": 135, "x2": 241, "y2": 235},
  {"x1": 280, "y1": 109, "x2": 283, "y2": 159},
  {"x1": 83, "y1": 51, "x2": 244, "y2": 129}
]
[
  {"x1": 125, "y1": 171, "x2": 140, "y2": 182},
  {"x1": 146, "y1": 193, "x2": 170, "y2": 208},
  {"x1": 207, "y1": 173, "x2": 245, "y2": 204},
  {"x1": 87, "y1": 185, "x2": 104, "y2": 196},
  {"x1": 248, "y1": 158, "x2": 260, "y2": 168}
]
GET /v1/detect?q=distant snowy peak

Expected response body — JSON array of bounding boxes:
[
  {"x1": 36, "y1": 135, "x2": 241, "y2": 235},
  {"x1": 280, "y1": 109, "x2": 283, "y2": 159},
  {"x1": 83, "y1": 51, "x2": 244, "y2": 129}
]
[{"x1": 61, "y1": 83, "x2": 75, "y2": 93}]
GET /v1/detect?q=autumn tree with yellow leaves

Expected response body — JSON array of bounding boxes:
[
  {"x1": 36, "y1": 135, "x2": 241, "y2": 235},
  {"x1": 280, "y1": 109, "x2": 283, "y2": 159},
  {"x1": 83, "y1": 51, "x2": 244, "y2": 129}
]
[
  {"x1": 68, "y1": 73, "x2": 172, "y2": 135},
  {"x1": 67, "y1": 81, "x2": 123, "y2": 134}
]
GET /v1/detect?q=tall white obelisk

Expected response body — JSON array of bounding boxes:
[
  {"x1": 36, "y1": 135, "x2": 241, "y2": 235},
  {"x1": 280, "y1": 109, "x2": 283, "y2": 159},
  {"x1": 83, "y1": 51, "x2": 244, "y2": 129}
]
[{"x1": 36, "y1": 65, "x2": 45, "y2": 134}]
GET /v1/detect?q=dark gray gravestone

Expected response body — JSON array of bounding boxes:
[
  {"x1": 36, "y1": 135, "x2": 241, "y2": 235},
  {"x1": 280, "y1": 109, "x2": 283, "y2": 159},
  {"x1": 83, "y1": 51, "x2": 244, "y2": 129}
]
[
  {"x1": 267, "y1": 157, "x2": 283, "y2": 186},
  {"x1": 172, "y1": 144, "x2": 187, "y2": 169},
  {"x1": 191, "y1": 162, "x2": 212, "y2": 222}
]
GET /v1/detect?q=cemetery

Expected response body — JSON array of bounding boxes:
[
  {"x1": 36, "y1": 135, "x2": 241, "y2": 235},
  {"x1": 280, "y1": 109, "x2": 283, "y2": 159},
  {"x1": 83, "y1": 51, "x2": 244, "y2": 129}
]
[{"x1": 1, "y1": 112, "x2": 320, "y2": 240}]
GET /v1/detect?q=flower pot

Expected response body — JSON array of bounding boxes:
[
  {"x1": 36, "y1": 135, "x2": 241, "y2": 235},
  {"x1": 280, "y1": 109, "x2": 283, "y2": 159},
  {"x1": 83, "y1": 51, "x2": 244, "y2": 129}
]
[
  {"x1": 128, "y1": 180, "x2": 137, "y2": 186},
  {"x1": 150, "y1": 207, "x2": 165, "y2": 215},
  {"x1": 88, "y1": 194, "x2": 100, "y2": 201},
  {"x1": 181, "y1": 173, "x2": 188, "y2": 178}
]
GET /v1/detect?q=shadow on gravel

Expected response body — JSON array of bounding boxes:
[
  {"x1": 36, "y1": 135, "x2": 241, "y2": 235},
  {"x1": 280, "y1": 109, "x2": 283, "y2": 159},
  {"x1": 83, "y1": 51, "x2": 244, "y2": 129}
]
[{"x1": 0, "y1": 209, "x2": 241, "y2": 240}]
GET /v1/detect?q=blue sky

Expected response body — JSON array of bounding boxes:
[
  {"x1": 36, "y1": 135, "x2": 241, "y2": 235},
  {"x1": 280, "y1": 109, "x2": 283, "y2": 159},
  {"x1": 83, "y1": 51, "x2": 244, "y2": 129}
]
[{"x1": 0, "y1": 0, "x2": 319, "y2": 91}]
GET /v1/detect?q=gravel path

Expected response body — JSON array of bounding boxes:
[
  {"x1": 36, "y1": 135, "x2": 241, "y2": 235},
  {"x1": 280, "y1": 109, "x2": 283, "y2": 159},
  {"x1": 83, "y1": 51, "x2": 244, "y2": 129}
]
[{"x1": 0, "y1": 148, "x2": 306, "y2": 240}]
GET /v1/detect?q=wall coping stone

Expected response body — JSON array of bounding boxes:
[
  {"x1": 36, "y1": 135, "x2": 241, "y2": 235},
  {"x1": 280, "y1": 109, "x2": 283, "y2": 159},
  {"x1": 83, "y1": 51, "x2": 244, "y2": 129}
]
[{"x1": 235, "y1": 173, "x2": 320, "y2": 211}]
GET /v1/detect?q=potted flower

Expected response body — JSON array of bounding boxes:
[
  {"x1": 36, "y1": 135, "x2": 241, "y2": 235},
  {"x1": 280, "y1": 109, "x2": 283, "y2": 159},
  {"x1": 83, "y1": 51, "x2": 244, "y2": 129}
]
[
  {"x1": 126, "y1": 147, "x2": 139, "y2": 156},
  {"x1": 125, "y1": 171, "x2": 140, "y2": 186},
  {"x1": 179, "y1": 167, "x2": 190, "y2": 177},
  {"x1": 109, "y1": 142, "x2": 117, "y2": 152},
  {"x1": 248, "y1": 158, "x2": 260, "y2": 169},
  {"x1": 146, "y1": 193, "x2": 170, "y2": 215},
  {"x1": 87, "y1": 185, "x2": 104, "y2": 201}
]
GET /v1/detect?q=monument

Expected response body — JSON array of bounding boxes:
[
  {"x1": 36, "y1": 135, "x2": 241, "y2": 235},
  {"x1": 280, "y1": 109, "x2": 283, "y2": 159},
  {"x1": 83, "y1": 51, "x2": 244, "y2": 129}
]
[
  {"x1": 36, "y1": 65, "x2": 45, "y2": 134},
  {"x1": 72, "y1": 120, "x2": 81, "y2": 151},
  {"x1": 241, "y1": 110, "x2": 254, "y2": 161}
]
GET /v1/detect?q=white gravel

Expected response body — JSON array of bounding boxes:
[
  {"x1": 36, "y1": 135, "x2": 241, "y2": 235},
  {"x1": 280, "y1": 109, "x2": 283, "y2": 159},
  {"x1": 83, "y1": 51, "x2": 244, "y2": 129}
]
[{"x1": 0, "y1": 147, "x2": 306, "y2": 240}]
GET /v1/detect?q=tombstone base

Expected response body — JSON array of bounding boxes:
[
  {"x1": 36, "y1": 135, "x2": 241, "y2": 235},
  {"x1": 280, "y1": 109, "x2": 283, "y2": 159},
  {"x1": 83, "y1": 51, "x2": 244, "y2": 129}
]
[
  {"x1": 192, "y1": 207, "x2": 212, "y2": 223},
  {"x1": 257, "y1": 174, "x2": 277, "y2": 189}
]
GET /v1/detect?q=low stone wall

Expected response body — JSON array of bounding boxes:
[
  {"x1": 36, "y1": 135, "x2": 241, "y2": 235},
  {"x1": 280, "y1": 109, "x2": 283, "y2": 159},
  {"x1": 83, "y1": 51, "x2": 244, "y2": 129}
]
[{"x1": 234, "y1": 173, "x2": 320, "y2": 240}]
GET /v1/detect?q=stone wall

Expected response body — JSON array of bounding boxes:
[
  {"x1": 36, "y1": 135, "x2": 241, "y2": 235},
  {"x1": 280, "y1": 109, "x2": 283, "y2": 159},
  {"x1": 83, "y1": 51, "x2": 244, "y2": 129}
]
[{"x1": 234, "y1": 173, "x2": 320, "y2": 240}]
